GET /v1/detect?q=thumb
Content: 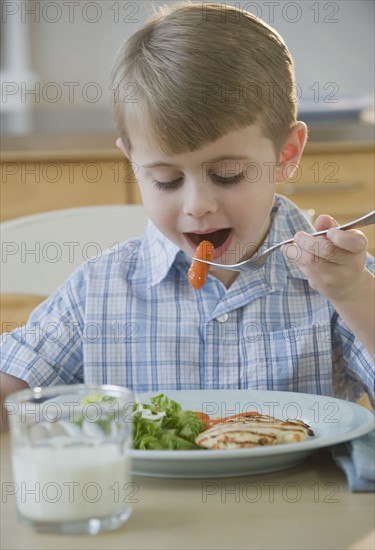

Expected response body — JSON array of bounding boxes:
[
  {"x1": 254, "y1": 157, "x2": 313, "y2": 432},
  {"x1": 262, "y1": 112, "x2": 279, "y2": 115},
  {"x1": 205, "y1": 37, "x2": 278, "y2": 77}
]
[{"x1": 314, "y1": 214, "x2": 339, "y2": 232}]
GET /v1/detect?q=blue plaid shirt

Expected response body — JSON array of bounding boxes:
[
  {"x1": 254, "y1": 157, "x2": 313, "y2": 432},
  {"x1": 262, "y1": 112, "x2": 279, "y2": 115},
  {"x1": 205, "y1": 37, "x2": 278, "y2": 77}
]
[{"x1": 1, "y1": 196, "x2": 374, "y2": 404}]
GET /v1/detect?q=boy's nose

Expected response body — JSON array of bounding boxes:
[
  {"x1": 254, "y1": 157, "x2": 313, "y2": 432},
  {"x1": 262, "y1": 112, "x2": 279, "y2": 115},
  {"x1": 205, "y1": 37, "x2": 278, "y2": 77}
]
[{"x1": 182, "y1": 181, "x2": 219, "y2": 218}]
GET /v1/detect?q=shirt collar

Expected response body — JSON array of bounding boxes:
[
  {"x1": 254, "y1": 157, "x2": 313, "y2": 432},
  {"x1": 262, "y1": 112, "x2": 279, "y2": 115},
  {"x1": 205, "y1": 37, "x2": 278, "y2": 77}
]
[
  {"x1": 213, "y1": 196, "x2": 311, "y2": 313},
  {"x1": 141, "y1": 221, "x2": 183, "y2": 287},
  {"x1": 266, "y1": 195, "x2": 315, "y2": 284}
]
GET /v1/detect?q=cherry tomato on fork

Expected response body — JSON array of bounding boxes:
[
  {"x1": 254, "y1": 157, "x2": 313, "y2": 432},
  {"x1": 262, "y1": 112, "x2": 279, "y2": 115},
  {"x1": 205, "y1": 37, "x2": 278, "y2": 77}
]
[{"x1": 188, "y1": 240, "x2": 214, "y2": 289}]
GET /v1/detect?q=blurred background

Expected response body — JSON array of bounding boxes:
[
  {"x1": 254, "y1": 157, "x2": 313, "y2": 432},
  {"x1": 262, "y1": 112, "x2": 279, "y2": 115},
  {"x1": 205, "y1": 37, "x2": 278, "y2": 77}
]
[{"x1": 1, "y1": 0, "x2": 374, "y2": 135}]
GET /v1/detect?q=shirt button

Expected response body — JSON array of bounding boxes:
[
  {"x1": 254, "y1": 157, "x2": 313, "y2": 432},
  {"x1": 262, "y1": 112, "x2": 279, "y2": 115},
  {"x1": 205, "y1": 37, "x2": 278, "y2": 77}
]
[{"x1": 216, "y1": 313, "x2": 228, "y2": 323}]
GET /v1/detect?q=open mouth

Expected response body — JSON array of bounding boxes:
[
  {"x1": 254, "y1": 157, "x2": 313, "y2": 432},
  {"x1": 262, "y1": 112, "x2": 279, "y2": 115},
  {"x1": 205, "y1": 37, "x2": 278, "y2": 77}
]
[{"x1": 184, "y1": 228, "x2": 232, "y2": 250}]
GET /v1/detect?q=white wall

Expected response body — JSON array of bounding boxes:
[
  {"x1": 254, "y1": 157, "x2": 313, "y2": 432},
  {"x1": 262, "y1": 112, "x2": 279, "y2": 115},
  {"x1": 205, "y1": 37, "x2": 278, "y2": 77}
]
[{"x1": 1, "y1": 0, "x2": 374, "y2": 129}]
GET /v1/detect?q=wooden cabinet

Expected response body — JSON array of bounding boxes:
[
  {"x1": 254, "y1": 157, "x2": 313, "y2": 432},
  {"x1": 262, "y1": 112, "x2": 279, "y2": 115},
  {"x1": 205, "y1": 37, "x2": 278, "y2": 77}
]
[
  {"x1": 0, "y1": 133, "x2": 138, "y2": 221},
  {"x1": 279, "y1": 143, "x2": 374, "y2": 255}
]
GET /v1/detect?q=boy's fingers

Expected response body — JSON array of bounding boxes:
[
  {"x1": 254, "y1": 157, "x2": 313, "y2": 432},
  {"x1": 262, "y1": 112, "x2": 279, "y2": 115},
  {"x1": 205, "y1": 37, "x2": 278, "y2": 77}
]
[
  {"x1": 314, "y1": 214, "x2": 338, "y2": 232},
  {"x1": 287, "y1": 236, "x2": 339, "y2": 264},
  {"x1": 311, "y1": 216, "x2": 367, "y2": 254},
  {"x1": 326, "y1": 228, "x2": 368, "y2": 253},
  {"x1": 293, "y1": 229, "x2": 367, "y2": 258}
]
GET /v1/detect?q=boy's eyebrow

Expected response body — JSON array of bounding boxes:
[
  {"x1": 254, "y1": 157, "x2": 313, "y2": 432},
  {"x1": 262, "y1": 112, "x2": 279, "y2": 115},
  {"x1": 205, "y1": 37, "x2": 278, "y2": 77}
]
[
  {"x1": 143, "y1": 161, "x2": 178, "y2": 168},
  {"x1": 208, "y1": 155, "x2": 250, "y2": 163},
  {"x1": 143, "y1": 155, "x2": 249, "y2": 169}
]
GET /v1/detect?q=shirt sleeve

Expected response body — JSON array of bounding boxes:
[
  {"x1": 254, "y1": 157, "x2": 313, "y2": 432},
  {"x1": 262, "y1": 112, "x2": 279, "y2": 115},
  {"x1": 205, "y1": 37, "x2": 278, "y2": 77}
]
[
  {"x1": 332, "y1": 253, "x2": 375, "y2": 407},
  {"x1": 0, "y1": 264, "x2": 87, "y2": 387}
]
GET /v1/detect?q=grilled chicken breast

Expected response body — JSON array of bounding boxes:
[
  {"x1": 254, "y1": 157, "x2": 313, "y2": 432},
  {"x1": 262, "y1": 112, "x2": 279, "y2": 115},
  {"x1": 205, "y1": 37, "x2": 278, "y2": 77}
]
[{"x1": 195, "y1": 413, "x2": 314, "y2": 450}]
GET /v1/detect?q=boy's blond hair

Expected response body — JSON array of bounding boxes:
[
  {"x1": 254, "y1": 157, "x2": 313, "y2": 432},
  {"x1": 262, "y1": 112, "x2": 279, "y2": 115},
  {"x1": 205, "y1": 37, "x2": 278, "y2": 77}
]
[{"x1": 111, "y1": 1, "x2": 297, "y2": 156}]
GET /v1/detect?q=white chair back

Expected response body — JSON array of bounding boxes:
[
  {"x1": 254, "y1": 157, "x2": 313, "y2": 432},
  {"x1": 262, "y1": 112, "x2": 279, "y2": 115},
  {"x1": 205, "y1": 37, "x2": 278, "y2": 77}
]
[{"x1": 1, "y1": 205, "x2": 148, "y2": 295}]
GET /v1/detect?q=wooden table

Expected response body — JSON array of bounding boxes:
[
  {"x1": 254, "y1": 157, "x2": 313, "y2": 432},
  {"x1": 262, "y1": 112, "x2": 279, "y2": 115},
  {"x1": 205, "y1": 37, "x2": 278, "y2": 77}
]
[{"x1": 1, "y1": 434, "x2": 374, "y2": 550}]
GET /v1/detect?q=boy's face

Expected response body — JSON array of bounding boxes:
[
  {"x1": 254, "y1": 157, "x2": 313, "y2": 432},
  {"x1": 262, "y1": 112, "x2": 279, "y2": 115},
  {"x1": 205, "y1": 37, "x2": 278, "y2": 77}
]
[{"x1": 125, "y1": 125, "x2": 282, "y2": 284}]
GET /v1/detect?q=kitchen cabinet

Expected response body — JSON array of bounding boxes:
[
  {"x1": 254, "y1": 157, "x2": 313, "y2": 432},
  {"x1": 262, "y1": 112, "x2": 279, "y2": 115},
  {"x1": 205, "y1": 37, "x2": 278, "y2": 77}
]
[
  {"x1": 1, "y1": 133, "x2": 138, "y2": 221},
  {"x1": 279, "y1": 141, "x2": 374, "y2": 254}
]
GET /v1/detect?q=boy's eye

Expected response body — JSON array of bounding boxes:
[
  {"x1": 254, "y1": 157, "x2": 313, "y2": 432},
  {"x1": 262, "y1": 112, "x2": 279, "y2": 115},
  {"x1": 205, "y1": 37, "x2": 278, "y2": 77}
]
[
  {"x1": 153, "y1": 178, "x2": 183, "y2": 191},
  {"x1": 211, "y1": 171, "x2": 245, "y2": 185},
  {"x1": 152, "y1": 170, "x2": 245, "y2": 191}
]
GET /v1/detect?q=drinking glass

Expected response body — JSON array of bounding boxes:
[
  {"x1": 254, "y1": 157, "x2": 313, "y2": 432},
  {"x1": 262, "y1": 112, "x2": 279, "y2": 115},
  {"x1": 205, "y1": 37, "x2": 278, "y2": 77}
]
[{"x1": 5, "y1": 384, "x2": 134, "y2": 535}]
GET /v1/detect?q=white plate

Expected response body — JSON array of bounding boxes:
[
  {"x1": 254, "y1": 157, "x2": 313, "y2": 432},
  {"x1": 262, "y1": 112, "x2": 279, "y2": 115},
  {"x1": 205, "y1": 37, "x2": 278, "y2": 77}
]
[{"x1": 131, "y1": 390, "x2": 374, "y2": 478}]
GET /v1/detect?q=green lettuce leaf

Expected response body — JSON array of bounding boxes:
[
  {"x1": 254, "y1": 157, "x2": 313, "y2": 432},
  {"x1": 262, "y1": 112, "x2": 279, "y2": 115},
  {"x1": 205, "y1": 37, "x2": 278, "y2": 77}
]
[{"x1": 132, "y1": 394, "x2": 206, "y2": 450}]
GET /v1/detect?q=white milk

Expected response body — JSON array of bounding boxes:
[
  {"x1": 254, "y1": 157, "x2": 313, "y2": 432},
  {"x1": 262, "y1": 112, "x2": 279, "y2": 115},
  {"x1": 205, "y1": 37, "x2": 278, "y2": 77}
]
[{"x1": 12, "y1": 443, "x2": 131, "y2": 522}]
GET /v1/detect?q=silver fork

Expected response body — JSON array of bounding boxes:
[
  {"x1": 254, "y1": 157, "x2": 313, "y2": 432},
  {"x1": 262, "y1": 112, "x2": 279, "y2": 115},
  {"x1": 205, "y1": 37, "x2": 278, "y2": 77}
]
[{"x1": 193, "y1": 210, "x2": 375, "y2": 272}]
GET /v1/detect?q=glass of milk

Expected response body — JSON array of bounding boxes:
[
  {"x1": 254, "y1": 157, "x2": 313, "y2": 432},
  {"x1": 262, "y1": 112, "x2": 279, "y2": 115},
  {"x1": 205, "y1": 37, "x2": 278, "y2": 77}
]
[{"x1": 5, "y1": 384, "x2": 134, "y2": 535}]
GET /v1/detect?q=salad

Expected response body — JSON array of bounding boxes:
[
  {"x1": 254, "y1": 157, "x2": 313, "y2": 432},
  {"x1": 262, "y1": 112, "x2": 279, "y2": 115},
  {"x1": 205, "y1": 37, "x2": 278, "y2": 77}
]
[
  {"x1": 133, "y1": 393, "x2": 207, "y2": 450},
  {"x1": 71, "y1": 392, "x2": 208, "y2": 450}
]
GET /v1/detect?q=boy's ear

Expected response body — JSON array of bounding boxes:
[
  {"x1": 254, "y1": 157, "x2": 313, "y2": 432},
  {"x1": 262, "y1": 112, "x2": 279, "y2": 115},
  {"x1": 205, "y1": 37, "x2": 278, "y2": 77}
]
[
  {"x1": 116, "y1": 138, "x2": 129, "y2": 159},
  {"x1": 275, "y1": 122, "x2": 307, "y2": 183}
]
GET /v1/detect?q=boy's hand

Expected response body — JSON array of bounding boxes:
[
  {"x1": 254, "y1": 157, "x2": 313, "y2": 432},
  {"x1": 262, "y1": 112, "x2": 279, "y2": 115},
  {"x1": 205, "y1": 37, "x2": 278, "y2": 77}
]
[{"x1": 283, "y1": 214, "x2": 369, "y2": 303}]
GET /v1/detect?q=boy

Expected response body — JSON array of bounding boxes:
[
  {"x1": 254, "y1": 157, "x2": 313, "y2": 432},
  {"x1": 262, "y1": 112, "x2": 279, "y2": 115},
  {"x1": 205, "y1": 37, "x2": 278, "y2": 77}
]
[{"x1": 1, "y1": 2, "x2": 374, "y2": 428}]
